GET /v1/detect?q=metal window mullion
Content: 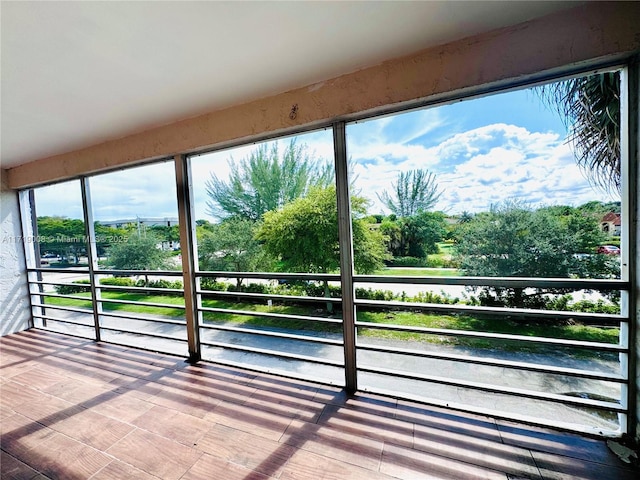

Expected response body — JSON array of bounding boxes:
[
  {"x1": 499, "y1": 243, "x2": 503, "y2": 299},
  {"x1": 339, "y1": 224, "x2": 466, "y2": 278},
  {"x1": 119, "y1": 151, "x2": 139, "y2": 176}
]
[
  {"x1": 334, "y1": 121, "x2": 357, "y2": 392},
  {"x1": 80, "y1": 177, "x2": 102, "y2": 341},
  {"x1": 623, "y1": 57, "x2": 639, "y2": 439},
  {"x1": 174, "y1": 154, "x2": 200, "y2": 363}
]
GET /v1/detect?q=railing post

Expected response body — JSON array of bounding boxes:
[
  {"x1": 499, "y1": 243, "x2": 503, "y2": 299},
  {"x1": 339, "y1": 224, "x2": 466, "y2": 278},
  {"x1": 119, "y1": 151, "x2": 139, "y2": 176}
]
[
  {"x1": 174, "y1": 154, "x2": 201, "y2": 363},
  {"x1": 18, "y1": 189, "x2": 39, "y2": 329},
  {"x1": 80, "y1": 177, "x2": 102, "y2": 342},
  {"x1": 334, "y1": 121, "x2": 357, "y2": 393}
]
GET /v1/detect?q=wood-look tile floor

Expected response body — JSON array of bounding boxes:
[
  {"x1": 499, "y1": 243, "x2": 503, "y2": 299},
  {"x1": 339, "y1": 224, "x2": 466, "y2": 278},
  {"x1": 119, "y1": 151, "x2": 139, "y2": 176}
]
[{"x1": 1, "y1": 329, "x2": 637, "y2": 480}]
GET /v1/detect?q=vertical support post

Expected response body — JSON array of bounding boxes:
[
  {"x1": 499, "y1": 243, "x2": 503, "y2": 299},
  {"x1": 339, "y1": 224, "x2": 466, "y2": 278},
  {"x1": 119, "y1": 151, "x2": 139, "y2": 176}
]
[
  {"x1": 624, "y1": 57, "x2": 639, "y2": 441},
  {"x1": 18, "y1": 189, "x2": 38, "y2": 329},
  {"x1": 80, "y1": 178, "x2": 102, "y2": 342},
  {"x1": 174, "y1": 154, "x2": 201, "y2": 363},
  {"x1": 334, "y1": 121, "x2": 357, "y2": 393}
]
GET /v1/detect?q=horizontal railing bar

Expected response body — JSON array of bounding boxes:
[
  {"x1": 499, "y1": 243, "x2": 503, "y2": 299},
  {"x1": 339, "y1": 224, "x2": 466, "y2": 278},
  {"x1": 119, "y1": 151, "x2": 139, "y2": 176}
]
[
  {"x1": 96, "y1": 284, "x2": 184, "y2": 295},
  {"x1": 355, "y1": 299, "x2": 625, "y2": 325},
  {"x1": 98, "y1": 311, "x2": 186, "y2": 325},
  {"x1": 28, "y1": 267, "x2": 89, "y2": 274},
  {"x1": 199, "y1": 322, "x2": 343, "y2": 346},
  {"x1": 94, "y1": 269, "x2": 183, "y2": 277},
  {"x1": 197, "y1": 271, "x2": 341, "y2": 281},
  {"x1": 198, "y1": 356, "x2": 344, "y2": 387},
  {"x1": 198, "y1": 306, "x2": 343, "y2": 324},
  {"x1": 34, "y1": 304, "x2": 92, "y2": 315},
  {"x1": 32, "y1": 292, "x2": 92, "y2": 302},
  {"x1": 99, "y1": 298, "x2": 185, "y2": 310},
  {"x1": 98, "y1": 325, "x2": 187, "y2": 342},
  {"x1": 31, "y1": 280, "x2": 90, "y2": 288},
  {"x1": 358, "y1": 385, "x2": 621, "y2": 438},
  {"x1": 32, "y1": 314, "x2": 94, "y2": 328},
  {"x1": 30, "y1": 281, "x2": 184, "y2": 296},
  {"x1": 197, "y1": 289, "x2": 342, "y2": 304},
  {"x1": 355, "y1": 321, "x2": 626, "y2": 352},
  {"x1": 358, "y1": 365, "x2": 625, "y2": 412},
  {"x1": 356, "y1": 343, "x2": 627, "y2": 382},
  {"x1": 199, "y1": 339, "x2": 344, "y2": 367},
  {"x1": 355, "y1": 275, "x2": 629, "y2": 290}
]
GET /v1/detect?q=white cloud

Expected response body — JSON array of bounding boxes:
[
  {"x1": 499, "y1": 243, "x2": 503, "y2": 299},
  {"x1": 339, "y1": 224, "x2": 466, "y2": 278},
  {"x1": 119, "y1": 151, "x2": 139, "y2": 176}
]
[{"x1": 350, "y1": 122, "x2": 616, "y2": 215}]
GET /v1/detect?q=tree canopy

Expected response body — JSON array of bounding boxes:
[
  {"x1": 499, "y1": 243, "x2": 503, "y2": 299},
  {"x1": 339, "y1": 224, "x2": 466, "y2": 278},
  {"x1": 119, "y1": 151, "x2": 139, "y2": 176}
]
[
  {"x1": 454, "y1": 200, "x2": 613, "y2": 308},
  {"x1": 36, "y1": 216, "x2": 86, "y2": 264},
  {"x1": 205, "y1": 139, "x2": 333, "y2": 221},
  {"x1": 379, "y1": 212, "x2": 446, "y2": 259},
  {"x1": 377, "y1": 169, "x2": 441, "y2": 217},
  {"x1": 198, "y1": 217, "x2": 274, "y2": 286},
  {"x1": 539, "y1": 71, "x2": 620, "y2": 192},
  {"x1": 107, "y1": 233, "x2": 171, "y2": 281},
  {"x1": 257, "y1": 186, "x2": 387, "y2": 275}
]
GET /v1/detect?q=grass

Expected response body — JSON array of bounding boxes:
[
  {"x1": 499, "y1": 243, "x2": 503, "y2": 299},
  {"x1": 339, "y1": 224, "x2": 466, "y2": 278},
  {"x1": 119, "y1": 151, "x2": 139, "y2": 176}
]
[
  {"x1": 43, "y1": 291, "x2": 619, "y2": 354},
  {"x1": 373, "y1": 268, "x2": 460, "y2": 276}
]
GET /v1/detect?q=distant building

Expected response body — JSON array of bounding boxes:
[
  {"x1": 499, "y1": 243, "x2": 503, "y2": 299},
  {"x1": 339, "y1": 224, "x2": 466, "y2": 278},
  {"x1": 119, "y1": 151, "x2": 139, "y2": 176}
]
[
  {"x1": 98, "y1": 217, "x2": 179, "y2": 229},
  {"x1": 601, "y1": 212, "x2": 621, "y2": 236}
]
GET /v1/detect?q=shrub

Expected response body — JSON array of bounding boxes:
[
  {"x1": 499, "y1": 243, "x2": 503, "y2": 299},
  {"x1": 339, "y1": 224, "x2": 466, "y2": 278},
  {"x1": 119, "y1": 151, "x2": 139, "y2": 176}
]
[
  {"x1": 200, "y1": 278, "x2": 229, "y2": 291},
  {"x1": 387, "y1": 256, "x2": 427, "y2": 267},
  {"x1": 134, "y1": 278, "x2": 183, "y2": 289},
  {"x1": 54, "y1": 280, "x2": 90, "y2": 295},
  {"x1": 100, "y1": 277, "x2": 135, "y2": 287},
  {"x1": 355, "y1": 288, "x2": 396, "y2": 301},
  {"x1": 409, "y1": 291, "x2": 458, "y2": 304}
]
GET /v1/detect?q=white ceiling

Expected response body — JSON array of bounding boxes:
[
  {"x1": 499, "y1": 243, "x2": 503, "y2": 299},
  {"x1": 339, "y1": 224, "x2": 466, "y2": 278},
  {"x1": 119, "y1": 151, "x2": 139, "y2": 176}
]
[{"x1": 1, "y1": 1, "x2": 579, "y2": 169}]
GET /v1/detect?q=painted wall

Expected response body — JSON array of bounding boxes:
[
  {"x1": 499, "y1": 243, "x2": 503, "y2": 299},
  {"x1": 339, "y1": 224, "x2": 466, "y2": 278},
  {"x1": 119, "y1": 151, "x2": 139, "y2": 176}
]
[{"x1": 0, "y1": 173, "x2": 31, "y2": 335}]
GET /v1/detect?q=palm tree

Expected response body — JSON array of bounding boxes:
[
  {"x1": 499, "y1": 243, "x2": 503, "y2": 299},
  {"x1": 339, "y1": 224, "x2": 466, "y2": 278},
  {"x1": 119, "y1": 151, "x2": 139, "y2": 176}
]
[
  {"x1": 377, "y1": 169, "x2": 441, "y2": 217},
  {"x1": 538, "y1": 71, "x2": 620, "y2": 192}
]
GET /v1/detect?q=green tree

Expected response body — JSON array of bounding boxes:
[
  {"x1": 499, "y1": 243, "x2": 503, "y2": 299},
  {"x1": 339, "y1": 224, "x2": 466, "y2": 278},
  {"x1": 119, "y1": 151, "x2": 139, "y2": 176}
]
[
  {"x1": 377, "y1": 169, "x2": 441, "y2": 217},
  {"x1": 539, "y1": 71, "x2": 620, "y2": 192},
  {"x1": 198, "y1": 217, "x2": 274, "y2": 287},
  {"x1": 205, "y1": 139, "x2": 333, "y2": 220},
  {"x1": 36, "y1": 216, "x2": 86, "y2": 264},
  {"x1": 107, "y1": 233, "x2": 171, "y2": 285},
  {"x1": 454, "y1": 200, "x2": 613, "y2": 309},
  {"x1": 257, "y1": 186, "x2": 387, "y2": 308},
  {"x1": 379, "y1": 212, "x2": 446, "y2": 259}
]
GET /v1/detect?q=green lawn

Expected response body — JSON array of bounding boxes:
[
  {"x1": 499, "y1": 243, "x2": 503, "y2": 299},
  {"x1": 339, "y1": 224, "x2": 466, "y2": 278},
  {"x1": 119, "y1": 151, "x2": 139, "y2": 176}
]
[
  {"x1": 43, "y1": 290, "x2": 619, "y2": 353},
  {"x1": 373, "y1": 267, "x2": 460, "y2": 276}
]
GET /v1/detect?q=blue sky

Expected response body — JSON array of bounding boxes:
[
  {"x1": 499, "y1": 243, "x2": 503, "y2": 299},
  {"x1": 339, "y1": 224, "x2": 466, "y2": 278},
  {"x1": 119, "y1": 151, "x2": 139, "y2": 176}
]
[{"x1": 34, "y1": 84, "x2": 618, "y2": 221}]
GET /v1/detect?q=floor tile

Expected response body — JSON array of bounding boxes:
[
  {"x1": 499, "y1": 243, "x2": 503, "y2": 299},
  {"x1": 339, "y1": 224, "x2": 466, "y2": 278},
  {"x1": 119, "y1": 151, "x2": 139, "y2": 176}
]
[
  {"x1": 49, "y1": 407, "x2": 134, "y2": 450},
  {"x1": 132, "y1": 405, "x2": 211, "y2": 446},
  {"x1": 20, "y1": 431, "x2": 112, "y2": 480},
  {"x1": 107, "y1": 428, "x2": 202, "y2": 480},
  {"x1": 531, "y1": 450, "x2": 639, "y2": 480},
  {"x1": 182, "y1": 452, "x2": 274, "y2": 480},
  {"x1": 212, "y1": 400, "x2": 293, "y2": 441},
  {"x1": 196, "y1": 423, "x2": 296, "y2": 477},
  {"x1": 1, "y1": 450, "x2": 44, "y2": 480},
  {"x1": 281, "y1": 418, "x2": 384, "y2": 471},
  {"x1": 317, "y1": 403, "x2": 414, "y2": 448},
  {"x1": 90, "y1": 460, "x2": 162, "y2": 480},
  {"x1": 380, "y1": 442, "x2": 508, "y2": 480},
  {"x1": 413, "y1": 423, "x2": 541, "y2": 478},
  {"x1": 280, "y1": 449, "x2": 395, "y2": 480},
  {"x1": 1, "y1": 330, "x2": 634, "y2": 480}
]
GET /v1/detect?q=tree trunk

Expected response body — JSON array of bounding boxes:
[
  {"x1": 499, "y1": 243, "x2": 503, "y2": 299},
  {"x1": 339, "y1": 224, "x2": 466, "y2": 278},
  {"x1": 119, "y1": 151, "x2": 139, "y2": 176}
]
[{"x1": 324, "y1": 280, "x2": 333, "y2": 313}]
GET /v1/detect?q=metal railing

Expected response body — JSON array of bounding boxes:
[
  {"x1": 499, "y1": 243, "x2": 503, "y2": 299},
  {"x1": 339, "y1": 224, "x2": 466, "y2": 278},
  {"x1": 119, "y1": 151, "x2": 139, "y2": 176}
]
[{"x1": 25, "y1": 266, "x2": 629, "y2": 434}]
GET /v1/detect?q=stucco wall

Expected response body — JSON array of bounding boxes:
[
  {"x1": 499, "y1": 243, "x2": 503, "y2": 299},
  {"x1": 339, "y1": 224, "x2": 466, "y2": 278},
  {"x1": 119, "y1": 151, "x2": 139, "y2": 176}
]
[{"x1": 0, "y1": 173, "x2": 31, "y2": 335}]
